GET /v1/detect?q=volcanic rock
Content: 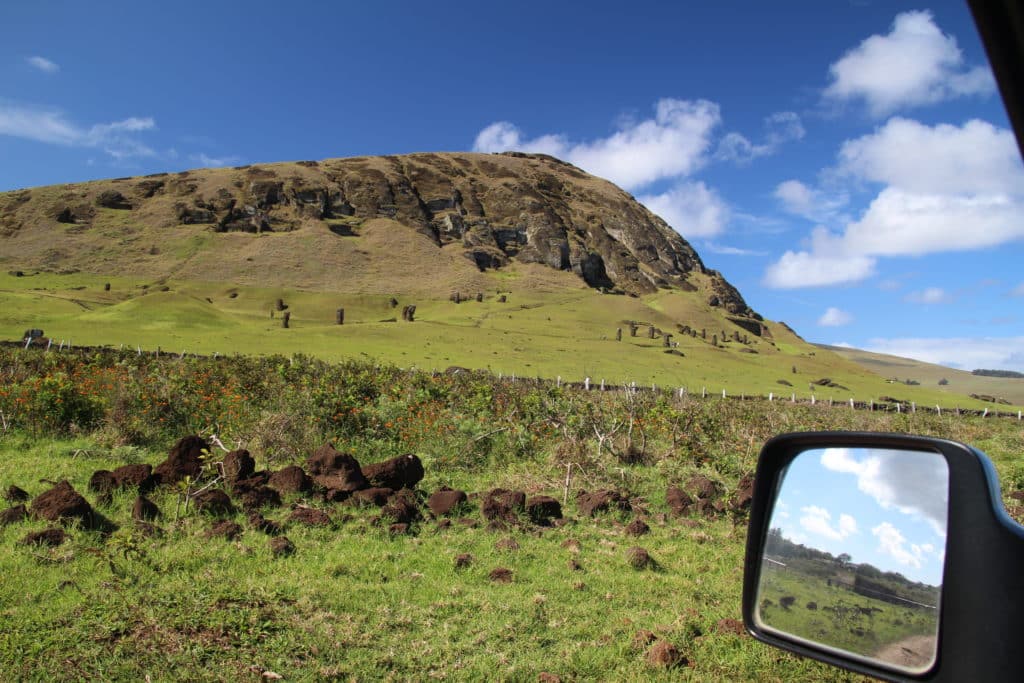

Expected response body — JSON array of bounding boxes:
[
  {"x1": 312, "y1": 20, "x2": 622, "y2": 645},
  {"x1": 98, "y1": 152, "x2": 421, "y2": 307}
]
[
  {"x1": 481, "y1": 488, "x2": 526, "y2": 521},
  {"x1": 153, "y1": 435, "x2": 209, "y2": 485},
  {"x1": 306, "y1": 443, "x2": 367, "y2": 492},
  {"x1": 525, "y1": 495, "x2": 562, "y2": 525},
  {"x1": 31, "y1": 481, "x2": 95, "y2": 527},
  {"x1": 131, "y1": 495, "x2": 160, "y2": 521},
  {"x1": 0, "y1": 504, "x2": 27, "y2": 527},
  {"x1": 268, "y1": 465, "x2": 311, "y2": 494},
  {"x1": 428, "y1": 487, "x2": 467, "y2": 517},
  {"x1": 4, "y1": 485, "x2": 30, "y2": 503},
  {"x1": 191, "y1": 489, "x2": 235, "y2": 517},
  {"x1": 576, "y1": 489, "x2": 630, "y2": 517},
  {"x1": 270, "y1": 536, "x2": 295, "y2": 557},
  {"x1": 363, "y1": 453, "x2": 424, "y2": 490},
  {"x1": 221, "y1": 449, "x2": 255, "y2": 483},
  {"x1": 21, "y1": 527, "x2": 68, "y2": 547}
]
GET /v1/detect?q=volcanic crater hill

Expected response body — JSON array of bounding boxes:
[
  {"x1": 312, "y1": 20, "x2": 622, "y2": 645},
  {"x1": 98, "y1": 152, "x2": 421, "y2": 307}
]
[{"x1": 0, "y1": 151, "x2": 756, "y2": 318}]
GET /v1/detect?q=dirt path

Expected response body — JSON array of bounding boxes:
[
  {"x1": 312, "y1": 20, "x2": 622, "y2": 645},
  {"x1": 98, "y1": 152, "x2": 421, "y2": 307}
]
[{"x1": 874, "y1": 634, "x2": 936, "y2": 669}]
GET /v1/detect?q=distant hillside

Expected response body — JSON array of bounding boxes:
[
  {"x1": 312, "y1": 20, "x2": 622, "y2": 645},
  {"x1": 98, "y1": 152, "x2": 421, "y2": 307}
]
[{"x1": 817, "y1": 344, "x2": 1024, "y2": 407}]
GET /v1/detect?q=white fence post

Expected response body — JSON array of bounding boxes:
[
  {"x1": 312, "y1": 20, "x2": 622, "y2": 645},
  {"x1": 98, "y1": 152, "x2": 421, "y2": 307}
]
[
  {"x1": 702, "y1": 386, "x2": 707, "y2": 398},
  {"x1": 722, "y1": 389, "x2": 726, "y2": 399},
  {"x1": 849, "y1": 398, "x2": 855, "y2": 409},
  {"x1": 911, "y1": 402, "x2": 916, "y2": 413},
  {"x1": 810, "y1": 394, "x2": 815, "y2": 406},
  {"x1": 769, "y1": 392, "x2": 773, "y2": 402},
  {"x1": 601, "y1": 379, "x2": 605, "y2": 391},
  {"x1": 791, "y1": 393, "x2": 795, "y2": 403},
  {"x1": 585, "y1": 377, "x2": 590, "y2": 391},
  {"x1": 557, "y1": 376, "x2": 561, "y2": 387},
  {"x1": 937, "y1": 405, "x2": 942, "y2": 416}
]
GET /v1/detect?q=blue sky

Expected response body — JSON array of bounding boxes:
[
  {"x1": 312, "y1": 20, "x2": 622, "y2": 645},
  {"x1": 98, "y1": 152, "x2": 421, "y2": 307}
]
[
  {"x1": 2, "y1": 1, "x2": 1022, "y2": 371},
  {"x1": 768, "y1": 447, "x2": 948, "y2": 586}
]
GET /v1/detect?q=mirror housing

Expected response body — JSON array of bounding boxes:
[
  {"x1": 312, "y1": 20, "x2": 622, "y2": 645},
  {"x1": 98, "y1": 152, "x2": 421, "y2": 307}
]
[{"x1": 743, "y1": 432, "x2": 1024, "y2": 682}]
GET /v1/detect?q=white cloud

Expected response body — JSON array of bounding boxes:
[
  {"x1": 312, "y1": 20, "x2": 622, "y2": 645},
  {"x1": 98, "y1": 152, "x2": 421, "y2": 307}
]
[
  {"x1": 824, "y1": 10, "x2": 995, "y2": 116},
  {"x1": 818, "y1": 307, "x2": 853, "y2": 327},
  {"x1": 905, "y1": 287, "x2": 951, "y2": 304},
  {"x1": 820, "y1": 448, "x2": 949, "y2": 537},
  {"x1": 26, "y1": 56, "x2": 59, "y2": 74},
  {"x1": 190, "y1": 153, "x2": 242, "y2": 168},
  {"x1": 703, "y1": 242, "x2": 765, "y2": 256},
  {"x1": 0, "y1": 102, "x2": 156, "y2": 160},
  {"x1": 765, "y1": 118, "x2": 1024, "y2": 287},
  {"x1": 637, "y1": 181, "x2": 728, "y2": 238},
  {"x1": 473, "y1": 98, "x2": 721, "y2": 191},
  {"x1": 864, "y1": 336, "x2": 1024, "y2": 373},
  {"x1": 774, "y1": 179, "x2": 848, "y2": 223},
  {"x1": 716, "y1": 111, "x2": 805, "y2": 164},
  {"x1": 873, "y1": 521, "x2": 923, "y2": 570},
  {"x1": 799, "y1": 505, "x2": 859, "y2": 541}
]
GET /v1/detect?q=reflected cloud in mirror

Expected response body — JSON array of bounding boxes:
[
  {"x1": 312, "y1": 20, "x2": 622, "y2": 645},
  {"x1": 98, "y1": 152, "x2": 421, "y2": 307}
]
[{"x1": 756, "y1": 447, "x2": 948, "y2": 673}]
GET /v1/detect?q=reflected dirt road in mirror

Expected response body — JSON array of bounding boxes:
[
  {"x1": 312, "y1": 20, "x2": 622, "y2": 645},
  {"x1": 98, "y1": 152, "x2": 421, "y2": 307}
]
[{"x1": 756, "y1": 447, "x2": 948, "y2": 673}]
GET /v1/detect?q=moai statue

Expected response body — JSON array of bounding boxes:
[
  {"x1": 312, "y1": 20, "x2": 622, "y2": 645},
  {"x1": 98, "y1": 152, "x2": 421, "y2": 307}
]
[
  {"x1": 282, "y1": 311, "x2": 291, "y2": 328},
  {"x1": 663, "y1": 334, "x2": 672, "y2": 348},
  {"x1": 276, "y1": 298, "x2": 286, "y2": 311},
  {"x1": 406, "y1": 305, "x2": 416, "y2": 322},
  {"x1": 389, "y1": 297, "x2": 399, "y2": 308},
  {"x1": 476, "y1": 292, "x2": 483, "y2": 302},
  {"x1": 336, "y1": 308, "x2": 344, "y2": 325},
  {"x1": 104, "y1": 283, "x2": 111, "y2": 291},
  {"x1": 648, "y1": 326, "x2": 656, "y2": 339},
  {"x1": 630, "y1": 324, "x2": 638, "y2": 337},
  {"x1": 616, "y1": 328, "x2": 622, "y2": 341},
  {"x1": 701, "y1": 328, "x2": 706, "y2": 340},
  {"x1": 712, "y1": 334, "x2": 718, "y2": 346},
  {"x1": 498, "y1": 295, "x2": 507, "y2": 303}
]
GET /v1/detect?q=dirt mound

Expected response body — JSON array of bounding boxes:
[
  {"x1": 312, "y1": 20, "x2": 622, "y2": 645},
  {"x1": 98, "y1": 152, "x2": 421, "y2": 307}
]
[
  {"x1": 306, "y1": 443, "x2": 367, "y2": 492},
  {"x1": 731, "y1": 474, "x2": 754, "y2": 511},
  {"x1": 363, "y1": 454, "x2": 424, "y2": 490},
  {"x1": 481, "y1": 489, "x2": 526, "y2": 521},
  {"x1": 526, "y1": 495, "x2": 562, "y2": 525},
  {"x1": 205, "y1": 520, "x2": 243, "y2": 540},
  {"x1": 238, "y1": 486, "x2": 282, "y2": 511},
  {"x1": 0, "y1": 504, "x2": 27, "y2": 526},
  {"x1": 627, "y1": 546, "x2": 655, "y2": 569},
  {"x1": 351, "y1": 487, "x2": 392, "y2": 507},
  {"x1": 454, "y1": 553, "x2": 473, "y2": 569},
  {"x1": 222, "y1": 449, "x2": 255, "y2": 483},
  {"x1": 626, "y1": 519, "x2": 650, "y2": 536},
  {"x1": 88, "y1": 470, "x2": 117, "y2": 495},
  {"x1": 495, "y1": 537, "x2": 519, "y2": 551},
  {"x1": 21, "y1": 527, "x2": 67, "y2": 546},
  {"x1": 31, "y1": 481, "x2": 98, "y2": 527},
  {"x1": 576, "y1": 489, "x2": 630, "y2": 517},
  {"x1": 666, "y1": 486, "x2": 694, "y2": 516},
  {"x1": 248, "y1": 512, "x2": 282, "y2": 536},
  {"x1": 4, "y1": 485, "x2": 30, "y2": 503},
  {"x1": 427, "y1": 487, "x2": 467, "y2": 516},
  {"x1": 715, "y1": 618, "x2": 745, "y2": 635},
  {"x1": 288, "y1": 507, "x2": 332, "y2": 527},
  {"x1": 684, "y1": 474, "x2": 722, "y2": 501},
  {"x1": 153, "y1": 435, "x2": 209, "y2": 485},
  {"x1": 489, "y1": 567, "x2": 513, "y2": 583},
  {"x1": 268, "y1": 465, "x2": 311, "y2": 494},
  {"x1": 382, "y1": 489, "x2": 420, "y2": 524},
  {"x1": 646, "y1": 640, "x2": 685, "y2": 668},
  {"x1": 192, "y1": 489, "x2": 235, "y2": 517},
  {"x1": 132, "y1": 495, "x2": 160, "y2": 521},
  {"x1": 270, "y1": 536, "x2": 295, "y2": 557},
  {"x1": 112, "y1": 464, "x2": 154, "y2": 492}
]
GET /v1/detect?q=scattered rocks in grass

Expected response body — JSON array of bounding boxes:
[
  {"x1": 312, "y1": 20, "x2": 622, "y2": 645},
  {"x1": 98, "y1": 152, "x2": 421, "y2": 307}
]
[
  {"x1": 495, "y1": 537, "x2": 519, "y2": 551},
  {"x1": 716, "y1": 618, "x2": 745, "y2": 635},
  {"x1": 248, "y1": 512, "x2": 282, "y2": 536},
  {"x1": 88, "y1": 470, "x2": 117, "y2": 496},
  {"x1": 153, "y1": 435, "x2": 209, "y2": 485},
  {"x1": 363, "y1": 453, "x2": 424, "y2": 490},
  {"x1": 205, "y1": 520, "x2": 243, "y2": 540},
  {"x1": 21, "y1": 527, "x2": 67, "y2": 547},
  {"x1": 481, "y1": 488, "x2": 526, "y2": 521},
  {"x1": 646, "y1": 639, "x2": 685, "y2": 668},
  {"x1": 288, "y1": 507, "x2": 332, "y2": 527},
  {"x1": 0, "y1": 504, "x2": 28, "y2": 527},
  {"x1": 428, "y1": 487, "x2": 467, "y2": 516},
  {"x1": 525, "y1": 495, "x2": 562, "y2": 525},
  {"x1": 268, "y1": 465, "x2": 311, "y2": 494},
  {"x1": 31, "y1": 481, "x2": 100, "y2": 528},
  {"x1": 232, "y1": 473, "x2": 271, "y2": 494},
  {"x1": 306, "y1": 444, "x2": 368, "y2": 492},
  {"x1": 269, "y1": 536, "x2": 295, "y2": 557},
  {"x1": 351, "y1": 487, "x2": 392, "y2": 507},
  {"x1": 489, "y1": 567, "x2": 513, "y2": 583},
  {"x1": 131, "y1": 495, "x2": 160, "y2": 521},
  {"x1": 625, "y1": 519, "x2": 650, "y2": 536},
  {"x1": 576, "y1": 489, "x2": 631, "y2": 517},
  {"x1": 191, "y1": 489, "x2": 235, "y2": 517},
  {"x1": 666, "y1": 486, "x2": 693, "y2": 516},
  {"x1": 454, "y1": 553, "x2": 473, "y2": 569},
  {"x1": 4, "y1": 485, "x2": 29, "y2": 503},
  {"x1": 221, "y1": 449, "x2": 255, "y2": 483},
  {"x1": 731, "y1": 473, "x2": 754, "y2": 512},
  {"x1": 627, "y1": 546, "x2": 655, "y2": 570},
  {"x1": 111, "y1": 464, "x2": 153, "y2": 492}
]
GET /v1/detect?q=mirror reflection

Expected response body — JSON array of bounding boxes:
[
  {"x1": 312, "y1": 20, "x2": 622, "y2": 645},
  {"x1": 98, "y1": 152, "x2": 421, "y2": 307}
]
[{"x1": 757, "y1": 447, "x2": 948, "y2": 673}]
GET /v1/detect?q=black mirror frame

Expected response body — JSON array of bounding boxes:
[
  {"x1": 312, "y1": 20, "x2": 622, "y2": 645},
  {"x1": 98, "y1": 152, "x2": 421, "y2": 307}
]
[{"x1": 743, "y1": 431, "x2": 1024, "y2": 683}]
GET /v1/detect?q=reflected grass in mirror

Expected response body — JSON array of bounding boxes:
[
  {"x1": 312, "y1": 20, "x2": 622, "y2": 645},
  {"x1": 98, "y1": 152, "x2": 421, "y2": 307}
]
[{"x1": 756, "y1": 447, "x2": 948, "y2": 673}]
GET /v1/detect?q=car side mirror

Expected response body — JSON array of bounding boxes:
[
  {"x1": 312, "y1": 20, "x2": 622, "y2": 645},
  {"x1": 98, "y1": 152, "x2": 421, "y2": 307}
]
[{"x1": 743, "y1": 432, "x2": 1024, "y2": 682}]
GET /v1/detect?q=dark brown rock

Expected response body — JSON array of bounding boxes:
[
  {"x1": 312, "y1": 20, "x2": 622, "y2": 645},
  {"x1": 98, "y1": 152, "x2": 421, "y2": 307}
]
[
  {"x1": 363, "y1": 453, "x2": 424, "y2": 490},
  {"x1": 268, "y1": 465, "x2": 311, "y2": 494},
  {"x1": 489, "y1": 567, "x2": 513, "y2": 583},
  {"x1": 685, "y1": 474, "x2": 722, "y2": 501},
  {"x1": 666, "y1": 486, "x2": 693, "y2": 516},
  {"x1": 112, "y1": 463, "x2": 154, "y2": 492},
  {"x1": 4, "y1": 485, "x2": 30, "y2": 503},
  {"x1": 481, "y1": 488, "x2": 526, "y2": 521},
  {"x1": 88, "y1": 470, "x2": 117, "y2": 495},
  {"x1": 191, "y1": 489, "x2": 235, "y2": 517},
  {"x1": 732, "y1": 473, "x2": 754, "y2": 511},
  {"x1": 239, "y1": 486, "x2": 282, "y2": 511},
  {"x1": 454, "y1": 553, "x2": 473, "y2": 569},
  {"x1": 221, "y1": 449, "x2": 255, "y2": 483},
  {"x1": 131, "y1": 495, "x2": 160, "y2": 521},
  {"x1": 153, "y1": 435, "x2": 209, "y2": 486},
  {"x1": 96, "y1": 190, "x2": 131, "y2": 209},
  {"x1": 526, "y1": 495, "x2": 562, "y2": 525},
  {"x1": 427, "y1": 487, "x2": 467, "y2": 517},
  {"x1": 205, "y1": 520, "x2": 243, "y2": 540},
  {"x1": 288, "y1": 507, "x2": 332, "y2": 527},
  {"x1": 31, "y1": 481, "x2": 95, "y2": 527},
  {"x1": 576, "y1": 489, "x2": 630, "y2": 517},
  {"x1": 306, "y1": 443, "x2": 367, "y2": 492},
  {"x1": 627, "y1": 546, "x2": 654, "y2": 569},
  {"x1": 382, "y1": 489, "x2": 420, "y2": 524},
  {"x1": 21, "y1": 527, "x2": 67, "y2": 547},
  {"x1": 625, "y1": 519, "x2": 650, "y2": 536},
  {"x1": 248, "y1": 512, "x2": 282, "y2": 536},
  {"x1": 351, "y1": 487, "x2": 393, "y2": 507},
  {"x1": 270, "y1": 536, "x2": 295, "y2": 557},
  {"x1": 0, "y1": 504, "x2": 27, "y2": 527}
]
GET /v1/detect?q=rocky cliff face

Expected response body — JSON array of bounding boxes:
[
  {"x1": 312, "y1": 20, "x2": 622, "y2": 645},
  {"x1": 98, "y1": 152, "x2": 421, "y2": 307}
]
[{"x1": 0, "y1": 151, "x2": 757, "y2": 317}]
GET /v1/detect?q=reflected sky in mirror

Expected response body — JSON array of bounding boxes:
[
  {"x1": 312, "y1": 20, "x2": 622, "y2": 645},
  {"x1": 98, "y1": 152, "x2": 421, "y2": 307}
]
[{"x1": 770, "y1": 448, "x2": 948, "y2": 586}]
